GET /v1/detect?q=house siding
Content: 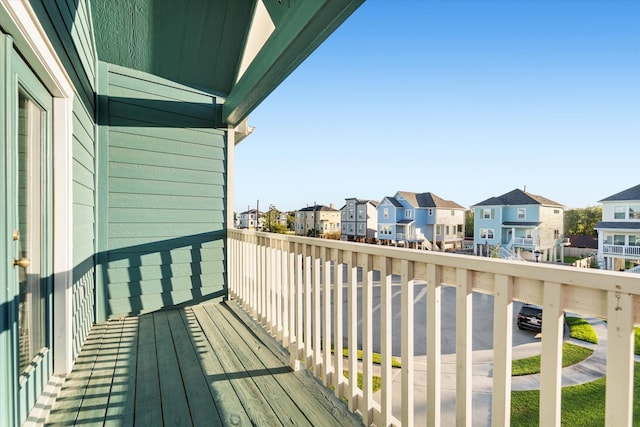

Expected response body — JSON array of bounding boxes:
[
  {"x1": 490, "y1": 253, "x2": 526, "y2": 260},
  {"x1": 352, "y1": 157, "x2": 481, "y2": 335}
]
[
  {"x1": 97, "y1": 63, "x2": 226, "y2": 319},
  {"x1": 32, "y1": 0, "x2": 98, "y2": 360}
]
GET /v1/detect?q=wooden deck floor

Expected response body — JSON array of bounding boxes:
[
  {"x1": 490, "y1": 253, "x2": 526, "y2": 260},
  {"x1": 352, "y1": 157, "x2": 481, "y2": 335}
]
[{"x1": 45, "y1": 301, "x2": 364, "y2": 426}]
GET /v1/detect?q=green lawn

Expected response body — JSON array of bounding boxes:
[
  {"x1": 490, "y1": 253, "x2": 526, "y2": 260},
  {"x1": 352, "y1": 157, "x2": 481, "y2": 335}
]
[
  {"x1": 511, "y1": 362, "x2": 640, "y2": 426},
  {"x1": 511, "y1": 317, "x2": 640, "y2": 425},
  {"x1": 512, "y1": 342, "x2": 593, "y2": 376}
]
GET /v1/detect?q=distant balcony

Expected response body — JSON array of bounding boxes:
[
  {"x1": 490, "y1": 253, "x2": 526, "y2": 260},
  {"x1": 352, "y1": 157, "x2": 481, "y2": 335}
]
[
  {"x1": 228, "y1": 229, "x2": 639, "y2": 426},
  {"x1": 512, "y1": 237, "x2": 536, "y2": 246},
  {"x1": 602, "y1": 244, "x2": 640, "y2": 258}
]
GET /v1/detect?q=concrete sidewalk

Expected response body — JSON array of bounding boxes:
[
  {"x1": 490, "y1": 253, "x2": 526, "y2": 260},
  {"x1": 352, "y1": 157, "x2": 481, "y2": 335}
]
[{"x1": 376, "y1": 317, "x2": 611, "y2": 426}]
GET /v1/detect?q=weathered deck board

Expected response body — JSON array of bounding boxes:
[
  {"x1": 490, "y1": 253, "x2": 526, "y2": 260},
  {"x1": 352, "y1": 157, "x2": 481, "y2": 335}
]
[{"x1": 46, "y1": 301, "x2": 363, "y2": 426}]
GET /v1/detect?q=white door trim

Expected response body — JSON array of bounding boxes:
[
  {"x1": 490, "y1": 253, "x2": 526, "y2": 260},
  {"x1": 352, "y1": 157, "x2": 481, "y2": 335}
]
[{"x1": 1, "y1": 0, "x2": 76, "y2": 375}]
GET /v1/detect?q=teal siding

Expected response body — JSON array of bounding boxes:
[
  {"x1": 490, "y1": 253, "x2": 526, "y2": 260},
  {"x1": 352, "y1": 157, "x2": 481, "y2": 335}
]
[
  {"x1": 31, "y1": 0, "x2": 98, "y2": 359},
  {"x1": 99, "y1": 63, "x2": 226, "y2": 319}
]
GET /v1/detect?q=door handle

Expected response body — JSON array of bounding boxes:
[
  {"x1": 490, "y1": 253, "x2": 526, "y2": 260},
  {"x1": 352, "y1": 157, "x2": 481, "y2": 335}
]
[{"x1": 14, "y1": 257, "x2": 31, "y2": 268}]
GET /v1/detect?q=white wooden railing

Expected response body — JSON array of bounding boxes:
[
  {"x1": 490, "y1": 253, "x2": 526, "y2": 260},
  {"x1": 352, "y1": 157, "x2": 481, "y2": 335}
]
[
  {"x1": 603, "y1": 244, "x2": 640, "y2": 258},
  {"x1": 227, "y1": 229, "x2": 640, "y2": 427}
]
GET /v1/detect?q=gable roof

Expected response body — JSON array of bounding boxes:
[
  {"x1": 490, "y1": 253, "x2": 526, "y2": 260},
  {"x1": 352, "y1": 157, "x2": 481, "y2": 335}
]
[
  {"x1": 345, "y1": 198, "x2": 379, "y2": 207},
  {"x1": 599, "y1": 184, "x2": 640, "y2": 202},
  {"x1": 381, "y1": 197, "x2": 404, "y2": 208},
  {"x1": 298, "y1": 204, "x2": 339, "y2": 212},
  {"x1": 396, "y1": 191, "x2": 465, "y2": 209},
  {"x1": 472, "y1": 188, "x2": 563, "y2": 208}
]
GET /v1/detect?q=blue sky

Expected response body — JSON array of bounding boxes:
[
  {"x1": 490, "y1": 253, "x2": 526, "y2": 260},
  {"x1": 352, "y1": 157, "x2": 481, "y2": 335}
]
[{"x1": 234, "y1": 0, "x2": 640, "y2": 213}]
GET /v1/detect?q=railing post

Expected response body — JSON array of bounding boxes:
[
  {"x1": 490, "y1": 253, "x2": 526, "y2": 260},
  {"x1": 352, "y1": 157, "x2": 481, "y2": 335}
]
[
  {"x1": 332, "y1": 248, "x2": 344, "y2": 397},
  {"x1": 361, "y1": 255, "x2": 374, "y2": 424},
  {"x1": 492, "y1": 274, "x2": 513, "y2": 426},
  {"x1": 539, "y1": 281, "x2": 563, "y2": 427},
  {"x1": 380, "y1": 257, "x2": 393, "y2": 426},
  {"x1": 313, "y1": 247, "x2": 322, "y2": 375},
  {"x1": 606, "y1": 288, "x2": 634, "y2": 426},
  {"x1": 456, "y1": 268, "x2": 472, "y2": 427},
  {"x1": 426, "y1": 263, "x2": 442, "y2": 427},
  {"x1": 401, "y1": 259, "x2": 414, "y2": 426},
  {"x1": 347, "y1": 251, "x2": 358, "y2": 412},
  {"x1": 322, "y1": 247, "x2": 332, "y2": 385}
]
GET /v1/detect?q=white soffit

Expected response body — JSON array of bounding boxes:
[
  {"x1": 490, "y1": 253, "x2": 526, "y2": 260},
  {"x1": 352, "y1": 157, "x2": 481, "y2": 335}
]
[{"x1": 236, "y1": 0, "x2": 275, "y2": 83}]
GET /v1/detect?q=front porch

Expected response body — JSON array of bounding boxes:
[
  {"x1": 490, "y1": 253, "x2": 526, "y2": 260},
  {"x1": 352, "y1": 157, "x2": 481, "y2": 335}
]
[{"x1": 44, "y1": 301, "x2": 363, "y2": 426}]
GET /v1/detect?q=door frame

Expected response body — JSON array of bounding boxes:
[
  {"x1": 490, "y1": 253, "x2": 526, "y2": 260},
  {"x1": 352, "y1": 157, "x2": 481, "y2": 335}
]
[{"x1": 1, "y1": 1, "x2": 75, "y2": 425}]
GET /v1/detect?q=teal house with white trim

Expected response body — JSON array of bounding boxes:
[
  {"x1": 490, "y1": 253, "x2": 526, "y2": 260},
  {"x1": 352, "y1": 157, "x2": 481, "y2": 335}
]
[{"x1": 0, "y1": 1, "x2": 364, "y2": 425}]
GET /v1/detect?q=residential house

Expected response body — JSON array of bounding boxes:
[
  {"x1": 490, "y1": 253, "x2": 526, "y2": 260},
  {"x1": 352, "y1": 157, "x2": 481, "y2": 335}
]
[
  {"x1": 295, "y1": 204, "x2": 341, "y2": 237},
  {"x1": 471, "y1": 188, "x2": 567, "y2": 261},
  {"x1": 595, "y1": 184, "x2": 640, "y2": 271},
  {"x1": 377, "y1": 191, "x2": 465, "y2": 250},
  {"x1": 237, "y1": 209, "x2": 263, "y2": 230},
  {"x1": 0, "y1": 1, "x2": 363, "y2": 425},
  {"x1": 341, "y1": 198, "x2": 379, "y2": 243}
]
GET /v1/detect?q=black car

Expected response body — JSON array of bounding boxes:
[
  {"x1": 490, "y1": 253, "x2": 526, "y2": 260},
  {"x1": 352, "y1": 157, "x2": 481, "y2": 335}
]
[{"x1": 517, "y1": 304, "x2": 542, "y2": 331}]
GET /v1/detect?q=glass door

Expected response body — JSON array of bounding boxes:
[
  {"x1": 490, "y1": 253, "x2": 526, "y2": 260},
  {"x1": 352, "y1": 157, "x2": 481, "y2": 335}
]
[
  {"x1": 17, "y1": 88, "x2": 47, "y2": 377},
  {"x1": 1, "y1": 38, "x2": 53, "y2": 426}
]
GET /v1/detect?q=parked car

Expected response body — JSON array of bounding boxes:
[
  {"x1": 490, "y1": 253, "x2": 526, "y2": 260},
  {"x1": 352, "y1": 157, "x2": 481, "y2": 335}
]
[{"x1": 517, "y1": 303, "x2": 543, "y2": 331}]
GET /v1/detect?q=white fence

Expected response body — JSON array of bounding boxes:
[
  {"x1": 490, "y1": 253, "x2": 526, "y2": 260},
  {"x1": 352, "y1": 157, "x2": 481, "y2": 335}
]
[{"x1": 228, "y1": 229, "x2": 640, "y2": 426}]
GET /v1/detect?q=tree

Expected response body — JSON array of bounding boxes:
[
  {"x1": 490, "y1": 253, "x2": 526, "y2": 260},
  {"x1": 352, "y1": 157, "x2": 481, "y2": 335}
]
[
  {"x1": 564, "y1": 206, "x2": 601, "y2": 236},
  {"x1": 465, "y1": 210, "x2": 474, "y2": 238}
]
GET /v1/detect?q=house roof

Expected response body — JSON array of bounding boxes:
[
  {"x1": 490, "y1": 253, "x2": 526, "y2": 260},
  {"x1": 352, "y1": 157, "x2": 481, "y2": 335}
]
[
  {"x1": 345, "y1": 198, "x2": 379, "y2": 207},
  {"x1": 396, "y1": 191, "x2": 465, "y2": 209},
  {"x1": 472, "y1": 188, "x2": 564, "y2": 208},
  {"x1": 90, "y1": 1, "x2": 364, "y2": 127},
  {"x1": 564, "y1": 234, "x2": 598, "y2": 249},
  {"x1": 598, "y1": 184, "x2": 640, "y2": 202},
  {"x1": 382, "y1": 197, "x2": 404, "y2": 208},
  {"x1": 298, "y1": 204, "x2": 339, "y2": 212},
  {"x1": 595, "y1": 221, "x2": 640, "y2": 230}
]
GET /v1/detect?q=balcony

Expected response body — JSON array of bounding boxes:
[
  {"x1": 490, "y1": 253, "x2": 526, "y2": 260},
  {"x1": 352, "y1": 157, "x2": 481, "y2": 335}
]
[
  {"x1": 45, "y1": 229, "x2": 639, "y2": 426},
  {"x1": 602, "y1": 244, "x2": 640, "y2": 259},
  {"x1": 228, "y1": 229, "x2": 639, "y2": 426}
]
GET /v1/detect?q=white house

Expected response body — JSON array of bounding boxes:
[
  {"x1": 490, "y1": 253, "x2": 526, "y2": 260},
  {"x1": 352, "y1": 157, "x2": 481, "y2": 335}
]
[{"x1": 595, "y1": 184, "x2": 640, "y2": 271}]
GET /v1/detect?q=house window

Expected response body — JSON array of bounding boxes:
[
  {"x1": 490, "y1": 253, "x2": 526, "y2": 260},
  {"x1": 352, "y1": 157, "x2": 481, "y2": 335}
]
[
  {"x1": 357, "y1": 208, "x2": 365, "y2": 220},
  {"x1": 614, "y1": 234, "x2": 625, "y2": 245},
  {"x1": 517, "y1": 208, "x2": 526, "y2": 220},
  {"x1": 480, "y1": 228, "x2": 495, "y2": 239},
  {"x1": 446, "y1": 225, "x2": 450, "y2": 235},
  {"x1": 436, "y1": 225, "x2": 442, "y2": 235},
  {"x1": 357, "y1": 223, "x2": 364, "y2": 233},
  {"x1": 451, "y1": 210, "x2": 455, "y2": 216},
  {"x1": 405, "y1": 210, "x2": 412, "y2": 219},
  {"x1": 348, "y1": 208, "x2": 354, "y2": 219},
  {"x1": 457, "y1": 224, "x2": 463, "y2": 233},
  {"x1": 629, "y1": 235, "x2": 640, "y2": 246},
  {"x1": 554, "y1": 209, "x2": 560, "y2": 214},
  {"x1": 342, "y1": 211, "x2": 346, "y2": 219},
  {"x1": 482, "y1": 208, "x2": 494, "y2": 219},
  {"x1": 380, "y1": 225, "x2": 392, "y2": 235},
  {"x1": 526, "y1": 230, "x2": 533, "y2": 239},
  {"x1": 554, "y1": 229, "x2": 560, "y2": 239},
  {"x1": 383, "y1": 208, "x2": 389, "y2": 219},
  {"x1": 347, "y1": 223, "x2": 354, "y2": 233},
  {"x1": 630, "y1": 205, "x2": 640, "y2": 219},
  {"x1": 428, "y1": 208, "x2": 433, "y2": 215},
  {"x1": 614, "y1": 206, "x2": 626, "y2": 219}
]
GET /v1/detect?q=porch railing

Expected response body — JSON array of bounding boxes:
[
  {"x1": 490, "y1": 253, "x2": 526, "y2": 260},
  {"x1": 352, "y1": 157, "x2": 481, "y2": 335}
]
[
  {"x1": 228, "y1": 229, "x2": 639, "y2": 426},
  {"x1": 602, "y1": 244, "x2": 640, "y2": 258}
]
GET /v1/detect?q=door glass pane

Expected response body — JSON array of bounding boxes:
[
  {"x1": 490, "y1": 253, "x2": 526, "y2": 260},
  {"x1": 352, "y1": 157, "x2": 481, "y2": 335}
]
[{"x1": 18, "y1": 89, "x2": 45, "y2": 374}]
